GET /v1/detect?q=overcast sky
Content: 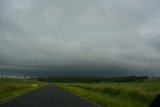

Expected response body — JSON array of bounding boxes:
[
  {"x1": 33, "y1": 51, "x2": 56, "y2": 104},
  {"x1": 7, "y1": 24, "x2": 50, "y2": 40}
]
[{"x1": 0, "y1": 0, "x2": 160, "y2": 76}]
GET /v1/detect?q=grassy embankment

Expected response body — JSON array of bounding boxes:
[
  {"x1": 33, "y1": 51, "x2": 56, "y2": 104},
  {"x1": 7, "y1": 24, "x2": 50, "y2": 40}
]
[
  {"x1": 57, "y1": 79, "x2": 160, "y2": 107},
  {"x1": 0, "y1": 78, "x2": 47, "y2": 102}
]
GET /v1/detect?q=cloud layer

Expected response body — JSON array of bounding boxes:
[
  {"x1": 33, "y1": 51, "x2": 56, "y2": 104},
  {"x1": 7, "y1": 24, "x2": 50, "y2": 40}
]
[{"x1": 0, "y1": 0, "x2": 160, "y2": 76}]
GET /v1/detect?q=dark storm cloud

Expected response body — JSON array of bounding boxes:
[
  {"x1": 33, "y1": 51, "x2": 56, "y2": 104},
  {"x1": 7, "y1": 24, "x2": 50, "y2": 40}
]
[{"x1": 0, "y1": 0, "x2": 160, "y2": 76}]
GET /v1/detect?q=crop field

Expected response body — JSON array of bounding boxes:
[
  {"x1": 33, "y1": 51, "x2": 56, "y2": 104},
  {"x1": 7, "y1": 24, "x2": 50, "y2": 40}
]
[
  {"x1": 57, "y1": 79, "x2": 160, "y2": 107},
  {"x1": 0, "y1": 78, "x2": 47, "y2": 102}
]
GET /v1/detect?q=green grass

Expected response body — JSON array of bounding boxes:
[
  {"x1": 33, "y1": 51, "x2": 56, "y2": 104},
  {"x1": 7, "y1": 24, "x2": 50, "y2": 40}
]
[
  {"x1": 0, "y1": 78, "x2": 47, "y2": 102},
  {"x1": 56, "y1": 80, "x2": 160, "y2": 107}
]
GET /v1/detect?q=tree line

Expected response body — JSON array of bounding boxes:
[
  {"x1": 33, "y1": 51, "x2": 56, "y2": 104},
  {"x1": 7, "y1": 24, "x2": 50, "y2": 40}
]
[{"x1": 37, "y1": 76, "x2": 149, "y2": 83}]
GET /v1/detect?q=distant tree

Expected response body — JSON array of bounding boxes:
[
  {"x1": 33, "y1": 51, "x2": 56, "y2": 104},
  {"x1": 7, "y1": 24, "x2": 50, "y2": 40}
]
[{"x1": 37, "y1": 76, "x2": 149, "y2": 83}]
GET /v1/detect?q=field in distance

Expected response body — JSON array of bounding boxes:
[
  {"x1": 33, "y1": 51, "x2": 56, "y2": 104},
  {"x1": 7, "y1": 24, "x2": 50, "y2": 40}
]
[
  {"x1": 0, "y1": 78, "x2": 47, "y2": 103},
  {"x1": 56, "y1": 78, "x2": 160, "y2": 107}
]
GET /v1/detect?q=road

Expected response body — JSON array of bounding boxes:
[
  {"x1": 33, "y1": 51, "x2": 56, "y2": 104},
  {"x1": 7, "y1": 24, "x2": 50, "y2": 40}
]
[{"x1": 0, "y1": 84, "x2": 99, "y2": 107}]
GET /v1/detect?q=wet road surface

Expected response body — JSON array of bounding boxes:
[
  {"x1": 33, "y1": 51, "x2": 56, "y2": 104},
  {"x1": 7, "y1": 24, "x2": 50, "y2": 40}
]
[{"x1": 0, "y1": 84, "x2": 99, "y2": 107}]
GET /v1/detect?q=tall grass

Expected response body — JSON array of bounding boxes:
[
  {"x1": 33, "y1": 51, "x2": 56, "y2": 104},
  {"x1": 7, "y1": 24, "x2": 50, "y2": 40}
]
[{"x1": 57, "y1": 81, "x2": 160, "y2": 107}]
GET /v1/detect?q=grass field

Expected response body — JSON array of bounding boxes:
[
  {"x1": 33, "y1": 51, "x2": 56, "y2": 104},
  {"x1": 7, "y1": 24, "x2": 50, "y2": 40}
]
[
  {"x1": 57, "y1": 79, "x2": 160, "y2": 107},
  {"x1": 0, "y1": 78, "x2": 47, "y2": 102}
]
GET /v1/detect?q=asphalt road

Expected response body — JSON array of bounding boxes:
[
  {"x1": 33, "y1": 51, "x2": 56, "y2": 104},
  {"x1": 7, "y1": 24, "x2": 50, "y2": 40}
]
[{"x1": 0, "y1": 84, "x2": 99, "y2": 107}]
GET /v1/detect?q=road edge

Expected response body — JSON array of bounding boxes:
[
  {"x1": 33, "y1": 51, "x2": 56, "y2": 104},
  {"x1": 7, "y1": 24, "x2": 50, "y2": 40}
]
[
  {"x1": 0, "y1": 84, "x2": 49, "y2": 105},
  {"x1": 54, "y1": 84, "x2": 103, "y2": 107}
]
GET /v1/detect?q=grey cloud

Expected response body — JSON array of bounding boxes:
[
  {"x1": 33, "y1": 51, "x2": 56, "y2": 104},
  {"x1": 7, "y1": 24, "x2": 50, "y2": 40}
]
[{"x1": 0, "y1": 0, "x2": 160, "y2": 76}]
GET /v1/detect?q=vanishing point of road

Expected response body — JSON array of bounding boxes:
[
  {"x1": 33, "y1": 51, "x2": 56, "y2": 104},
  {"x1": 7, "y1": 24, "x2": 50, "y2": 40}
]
[{"x1": 0, "y1": 84, "x2": 99, "y2": 107}]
